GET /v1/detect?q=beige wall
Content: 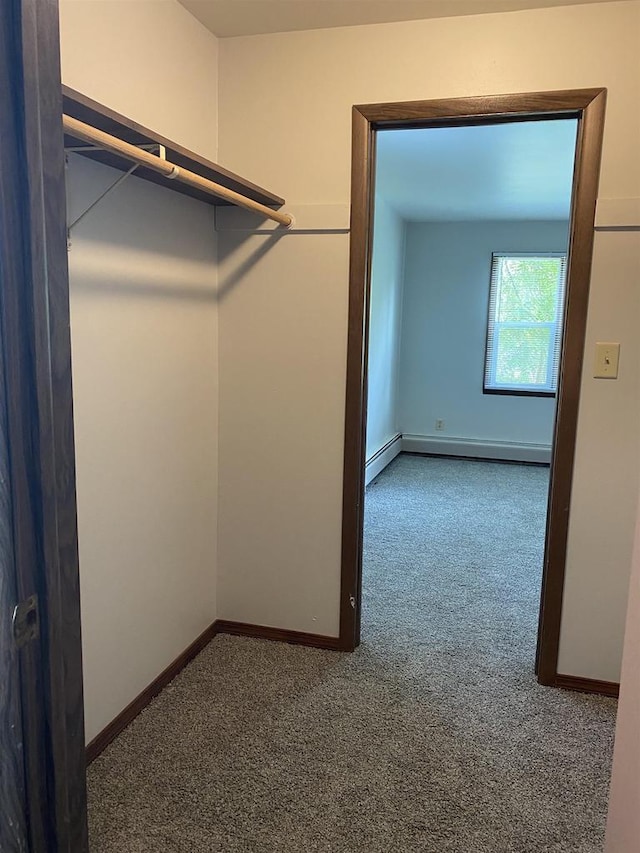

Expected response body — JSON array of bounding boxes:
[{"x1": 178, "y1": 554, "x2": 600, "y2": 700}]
[
  {"x1": 606, "y1": 491, "x2": 640, "y2": 852},
  {"x1": 217, "y1": 1, "x2": 640, "y2": 678},
  {"x1": 558, "y1": 230, "x2": 640, "y2": 679},
  {"x1": 59, "y1": 0, "x2": 218, "y2": 160},
  {"x1": 217, "y1": 231, "x2": 348, "y2": 634},
  {"x1": 59, "y1": 0, "x2": 219, "y2": 742}
]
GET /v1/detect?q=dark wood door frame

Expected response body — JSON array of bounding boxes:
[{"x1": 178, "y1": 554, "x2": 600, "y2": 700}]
[
  {"x1": 339, "y1": 89, "x2": 607, "y2": 690},
  {"x1": 0, "y1": 0, "x2": 88, "y2": 848}
]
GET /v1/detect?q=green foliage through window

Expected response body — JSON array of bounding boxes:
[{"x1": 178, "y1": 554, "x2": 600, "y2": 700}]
[{"x1": 484, "y1": 254, "x2": 566, "y2": 394}]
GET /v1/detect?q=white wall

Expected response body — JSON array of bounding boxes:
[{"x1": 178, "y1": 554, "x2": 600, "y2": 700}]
[
  {"x1": 399, "y1": 220, "x2": 568, "y2": 450},
  {"x1": 365, "y1": 198, "x2": 405, "y2": 461},
  {"x1": 59, "y1": 0, "x2": 219, "y2": 742},
  {"x1": 217, "y1": 1, "x2": 640, "y2": 679}
]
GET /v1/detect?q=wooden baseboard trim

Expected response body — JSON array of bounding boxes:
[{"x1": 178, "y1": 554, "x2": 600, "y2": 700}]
[
  {"x1": 86, "y1": 619, "x2": 342, "y2": 763},
  {"x1": 555, "y1": 673, "x2": 620, "y2": 697},
  {"x1": 215, "y1": 619, "x2": 342, "y2": 651},
  {"x1": 85, "y1": 621, "x2": 218, "y2": 764}
]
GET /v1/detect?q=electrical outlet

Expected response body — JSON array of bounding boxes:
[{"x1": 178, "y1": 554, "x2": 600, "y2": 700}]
[{"x1": 435, "y1": 419, "x2": 445, "y2": 431}]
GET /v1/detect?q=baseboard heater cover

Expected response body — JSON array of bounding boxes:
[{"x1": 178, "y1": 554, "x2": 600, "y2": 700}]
[
  {"x1": 401, "y1": 434, "x2": 552, "y2": 464},
  {"x1": 365, "y1": 433, "x2": 402, "y2": 485}
]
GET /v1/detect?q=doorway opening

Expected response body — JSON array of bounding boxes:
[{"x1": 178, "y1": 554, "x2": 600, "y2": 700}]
[{"x1": 339, "y1": 90, "x2": 608, "y2": 693}]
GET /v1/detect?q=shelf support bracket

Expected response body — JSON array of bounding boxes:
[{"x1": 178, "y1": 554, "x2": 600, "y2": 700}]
[
  {"x1": 67, "y1": 163, "x2": 138, "y2": 249},
  {"x1": 66, "y1": 143, "x2": 165, "y2": 249}
]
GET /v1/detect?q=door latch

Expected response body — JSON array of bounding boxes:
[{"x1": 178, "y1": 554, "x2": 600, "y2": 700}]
[{"x1": 12, "y1": 595, "x2": 39, "y2": 648}]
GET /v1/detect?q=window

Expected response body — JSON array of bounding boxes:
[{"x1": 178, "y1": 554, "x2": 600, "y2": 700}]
[{"x1": 484, "y1": 253, "x2": 567, "y2": 395}]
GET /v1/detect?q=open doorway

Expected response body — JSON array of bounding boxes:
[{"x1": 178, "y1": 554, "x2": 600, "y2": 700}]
[
  {"x1": 364, "y1": 117, "x2": 575, "y2": 684},
  {"x1": 339, "y1": 90, "x2": 609, "y2": 693}
]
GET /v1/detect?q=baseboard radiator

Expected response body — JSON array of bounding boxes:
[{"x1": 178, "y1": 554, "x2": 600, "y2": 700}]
[
  {"x1": 401, "y1": 434, "x2": 552, "y2": 465},
  {"x1": 365, "y1": 433, "x2": 402, "y2": 485}
]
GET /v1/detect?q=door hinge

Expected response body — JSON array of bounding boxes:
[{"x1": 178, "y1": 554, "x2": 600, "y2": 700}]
[{"x1": 12, "y1": 595, "x2": 39, "y2": 649}]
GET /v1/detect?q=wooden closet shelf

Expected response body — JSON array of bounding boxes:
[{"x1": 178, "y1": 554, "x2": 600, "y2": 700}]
[{"x1": 62, "y1": 86, "x2": 285, "y2": 210}]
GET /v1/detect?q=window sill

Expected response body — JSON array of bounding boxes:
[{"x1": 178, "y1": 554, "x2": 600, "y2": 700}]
[{"x1": 483, "y1": 388, "x2": 557, "y2": 398}]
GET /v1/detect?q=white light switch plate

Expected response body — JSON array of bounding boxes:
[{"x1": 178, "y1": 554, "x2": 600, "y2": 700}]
[{"x1": 594, "y1": 342, "x2": 620, "y2": 379}]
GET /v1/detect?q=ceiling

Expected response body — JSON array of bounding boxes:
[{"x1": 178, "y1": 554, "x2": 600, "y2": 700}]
[
  {"x1": 375, "y1": 119, "x2": 578, "y2": 221},
  {"x1": 178, "y1": 0, "x2": 624, "y2": 38}
]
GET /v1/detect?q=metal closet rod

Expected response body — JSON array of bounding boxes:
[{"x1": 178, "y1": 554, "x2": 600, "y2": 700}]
[{"x1": 62, "y1": 114, "x2": 294, "y2": 227}]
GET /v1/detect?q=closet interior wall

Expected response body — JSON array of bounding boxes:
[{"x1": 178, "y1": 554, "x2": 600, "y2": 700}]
[{"x1": 59, "y1": 0, "x2": 220, "y2": 743}]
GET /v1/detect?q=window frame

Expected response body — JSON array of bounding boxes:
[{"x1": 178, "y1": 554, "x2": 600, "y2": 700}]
[{"x1": 483, "y1": 251, "x2": 567, "y2": 398}]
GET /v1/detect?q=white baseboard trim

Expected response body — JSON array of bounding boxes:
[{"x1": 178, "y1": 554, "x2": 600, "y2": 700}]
[
  {"x1": 365, "y1": 434, "x2": 402, "y2": 486},
  {"x1": 401, "y1": 434, "x2": 551, "y2": 464}
]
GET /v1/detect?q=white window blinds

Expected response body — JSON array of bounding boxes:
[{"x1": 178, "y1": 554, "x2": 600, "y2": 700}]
[{"x1": 484, "y1": 253, "x2": 567, "y2": 395}]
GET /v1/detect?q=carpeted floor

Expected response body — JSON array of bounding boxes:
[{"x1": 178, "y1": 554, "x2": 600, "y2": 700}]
[{"x1": 87, "y1": 455, "x2": 617, "y2": 852}]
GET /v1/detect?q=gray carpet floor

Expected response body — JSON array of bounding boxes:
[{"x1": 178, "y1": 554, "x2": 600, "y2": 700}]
[{"x1": 87, "y1": 455, "x2": 617, "y2": 852}]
